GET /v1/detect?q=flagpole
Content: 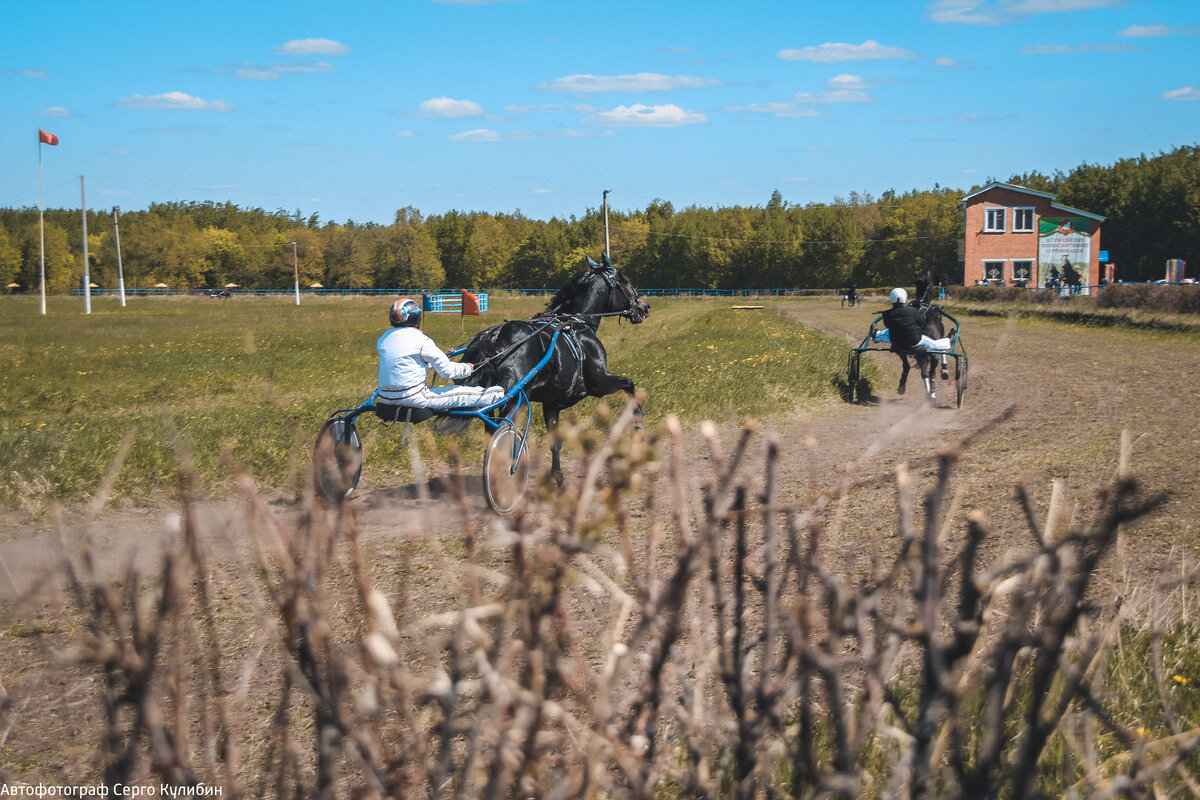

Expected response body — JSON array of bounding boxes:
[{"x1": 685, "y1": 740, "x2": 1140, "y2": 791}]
[
  {"x1": 113, "y1": 207, "x2": 126, "y2": 307},
  {"x1": 602, "y1": 188, "x2": 611, "y2": 258},
  {"x1": 80, "y1": 176, "x2": 91, "y2": 314},
  {"x1": 38, "y1": 138, "x2": 46, "y2": 315}
]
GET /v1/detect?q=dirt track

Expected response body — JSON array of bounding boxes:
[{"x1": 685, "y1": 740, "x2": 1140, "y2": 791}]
[{"x1": 2, "y1": 297, "x2": 1198, "y2": 603}]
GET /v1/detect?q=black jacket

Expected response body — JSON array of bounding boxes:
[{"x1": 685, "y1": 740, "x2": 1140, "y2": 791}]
[{"x1": 882, "y1": 304, "x2": 924, "y2": 349}]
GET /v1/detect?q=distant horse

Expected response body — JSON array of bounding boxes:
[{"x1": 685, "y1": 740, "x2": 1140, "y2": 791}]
[
  {"x1": 451, "y1": 255, "x2": 650, "y2": 485},
  {"x1": 841, "y1": 286, "x2": 859, "y2": 308},
  {"x1": 896, "y1": 274, "x2": 951, "y2": 401}
]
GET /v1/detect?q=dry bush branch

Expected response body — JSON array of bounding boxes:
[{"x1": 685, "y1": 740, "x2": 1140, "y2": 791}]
[{"x1": 43, "y1": 408, "x2": 1198, "y2": 799}]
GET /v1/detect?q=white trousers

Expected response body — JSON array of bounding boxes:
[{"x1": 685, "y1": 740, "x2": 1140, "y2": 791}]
[
  {"x1": 874, "y1": 329, "x2": 952, "y2": 352},
  {"x1": 397, "y1": 384, "x2": 506, "y2": 410}
]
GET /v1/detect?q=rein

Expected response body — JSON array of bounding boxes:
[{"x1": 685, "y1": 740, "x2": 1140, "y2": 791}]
[{"x1": 466, "y1": 266, "x2": 643, "y2": 371}]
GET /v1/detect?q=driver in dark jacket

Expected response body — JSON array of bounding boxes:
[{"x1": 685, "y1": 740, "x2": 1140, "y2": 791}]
[{"x1": 873, "y1": 288, "x2": 951, "y2": 351}]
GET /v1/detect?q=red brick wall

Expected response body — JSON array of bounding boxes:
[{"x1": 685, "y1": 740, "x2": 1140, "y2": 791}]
[{"x1": 962, "y1": 187, "x2": 1101, "y2": 286}]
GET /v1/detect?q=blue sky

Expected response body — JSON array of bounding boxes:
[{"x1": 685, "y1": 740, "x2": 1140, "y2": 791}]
[{"x1": 3, "y1": 0, "x2": 1198, "y2": 224}]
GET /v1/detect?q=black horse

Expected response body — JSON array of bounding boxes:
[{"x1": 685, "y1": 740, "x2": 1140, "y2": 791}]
[
  {"x1": 896, "y1": 274, "x2": 951, "y2": 401},
  {"x1": 451, "y1": 255, "x2": 650, "y2": 485}
]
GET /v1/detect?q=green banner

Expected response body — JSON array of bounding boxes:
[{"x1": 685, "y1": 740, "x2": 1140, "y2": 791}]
[{"x1": 1038, "y1": 217, "x2": 1092, "y2": 287}]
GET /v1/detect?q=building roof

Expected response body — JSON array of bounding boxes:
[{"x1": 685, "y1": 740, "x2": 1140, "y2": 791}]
[{"x1": 958, "y1": 181, "x2": 1105, "y2": 222}]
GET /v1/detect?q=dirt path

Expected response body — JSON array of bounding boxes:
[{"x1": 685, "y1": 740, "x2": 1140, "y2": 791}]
[{"x1": 2, "y1": 298, "x2": 1197, "y2": 603}]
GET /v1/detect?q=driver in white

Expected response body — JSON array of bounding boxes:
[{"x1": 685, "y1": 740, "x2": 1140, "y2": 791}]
[{"x1": 377, "y1": 297, "x2": 506, "y2": 410}]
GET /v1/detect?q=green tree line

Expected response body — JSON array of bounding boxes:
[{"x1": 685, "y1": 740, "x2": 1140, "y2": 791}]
[{"x1": 1, "y1": 144, "x2": 1196, "y2": 294}]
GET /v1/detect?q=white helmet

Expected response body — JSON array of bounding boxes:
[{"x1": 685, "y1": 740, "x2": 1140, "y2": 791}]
[{"x1": 890, "y1": 287, "x2": 908, "y2": 304}]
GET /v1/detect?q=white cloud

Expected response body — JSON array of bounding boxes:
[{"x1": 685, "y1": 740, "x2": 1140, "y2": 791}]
[
  {"x1": 236, "y1": 68, "x2": 279, "y2": 80},
  {"x1": 533, "y1": 188, "x2": 552, "y2": 195},
  {"x1": 935, "y1": 56, "x2": 967, "y2": 68},
  {"x1": 1163, "y1": 86, "x2": 1200, "y2": 101},
  {"x1": 38, "y1": 106, "x2": 72, "y2": 117},
  {"x1": 505, "y1": 103, "x2": 570, "y2": 113},
  {"x1": 116, "y1": 92, "x2": 234, "y2": 112},
  {"x1": 448, "y1": 129, "x2": 506, "y2": 142},
  {"x1": 827, "y1": 73, "x2": 868, "y2": 89},
  {"x1": 726, "y1": 102, "x2": 822, "y2": 118},
  {"x1": 418, "y1": 97, "x2": 485, "y2": 117},
  {"x1": 582, "y1": 104, "x2": 707, "y2": 127},
  {"x1": 395, "y1": 130, "x2": 417, "y2": 138},
  {"x1": 793, "y1": 89, "x2": 877, "y2": 104},
  {"x1": 777, "y1": 40, "x2": 916, "y2": 63},
  {"x1": 273, "y1": 61, "x2": 335, "y2": 74},
  {"x1": 536, "y1": 73, "x2": 723, "y2": 93},
  {"x1": 927, "y1": 0, "x2": 1123, "y2": 26},
  {"x1": 232, "y1": 61, "x2": 334, "y2": 79},
  {"x1": 271, "y1": 38, "x2": 351, "y2": 56},
  {"x1": 21, "y1": 69, "x2": 48, "y2": 79},
  {"x1": 1020, "y1": 42, "x2": 1141, "y2": 54},
  {"x1": 1118, "y1": 24, "x2": 1199, "y2": 37}
]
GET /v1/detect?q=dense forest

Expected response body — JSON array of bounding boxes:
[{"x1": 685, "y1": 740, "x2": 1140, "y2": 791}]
[{"x1": 1, "y1": 145, "x2": 1196, "y2": 293}]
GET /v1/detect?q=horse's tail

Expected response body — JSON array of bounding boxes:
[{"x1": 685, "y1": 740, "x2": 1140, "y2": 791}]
[{"x1": 434, "y1": 415, "x2": 473, "y2": 435}]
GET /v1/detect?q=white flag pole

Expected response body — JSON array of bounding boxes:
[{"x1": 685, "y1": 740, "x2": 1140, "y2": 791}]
[
  {"x1": 291, "y1": 240, "x2": 300, "y2": 306},
  {"x1": 113, "y1": 207, "x2": 126, "y2": 307},
  {"x1": 80, "y1": 176, "x2": 91, "y2": 314},
  {"x1": 38, "y1": 138, "x2": 46, "y2": 315}
]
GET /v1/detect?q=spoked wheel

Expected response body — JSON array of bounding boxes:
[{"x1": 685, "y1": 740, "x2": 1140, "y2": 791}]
[
  {"x1": 847, "y1": 352, "x2": 862, "y2": 403},
  {"x1": 483, "y1": 421, "x2": 530, "y2": 516},
  {"x1": 954, "y1": 355, "x2": 969, "y2": 408},
  {"x1": 313, "y1": 416, "x2": 363, "y2": 500}
]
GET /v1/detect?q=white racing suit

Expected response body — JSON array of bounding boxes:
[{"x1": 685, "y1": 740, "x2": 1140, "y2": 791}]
[{"x1": 377, "y1": 326, "x2": 505, "y2": 410}]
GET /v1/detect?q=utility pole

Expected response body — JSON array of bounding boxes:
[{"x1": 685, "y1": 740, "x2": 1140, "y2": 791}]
[
  {"x1": 113, "y1": 207, "x2": 126, "y2": 307},
  {"x1": 291, "y1": 241, "x2": 300, "y2": 306},
  {"x1": 80, "y1": 176, "x2": 90, "y2": 314}
]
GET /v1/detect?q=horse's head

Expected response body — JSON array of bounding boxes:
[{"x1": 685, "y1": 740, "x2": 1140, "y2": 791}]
[
  {"x1": 913, "y1": 273, "x2": 933, "y2": 306},
  {"x1": 547, "y1": 254, "x2": 650, "y2": 325}
]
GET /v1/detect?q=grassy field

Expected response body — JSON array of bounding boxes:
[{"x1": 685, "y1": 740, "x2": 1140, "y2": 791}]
[{"x1": 0, "y1": 294, "x2": 856, "y2": 508}]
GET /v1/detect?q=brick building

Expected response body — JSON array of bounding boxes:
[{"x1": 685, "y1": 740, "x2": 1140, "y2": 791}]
[{"x1": 958, "y1": 182, "x2": 1104, "y2": 288}]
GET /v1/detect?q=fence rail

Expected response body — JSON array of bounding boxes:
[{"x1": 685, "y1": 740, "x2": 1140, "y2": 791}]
[{"x1": 63, "y1": 282, "x2": 1192, "y2": 300}]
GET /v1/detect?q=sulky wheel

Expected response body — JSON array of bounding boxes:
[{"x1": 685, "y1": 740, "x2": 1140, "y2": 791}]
[
  {"x1": 955, "y1": 355, "x2": 968, "y2": 408},
  {"x1": 847, "y1": 352, "x2": 861, "y2": 403},
  {"x1": 483, "y1": 421, "x2": 530, "y2": 516},
  {"x1": 313, "y1": 416, "x2": 363, "y2": 500}
]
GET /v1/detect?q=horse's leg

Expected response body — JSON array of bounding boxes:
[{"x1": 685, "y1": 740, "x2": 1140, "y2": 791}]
[
  {"x1": 940, "y1": 354, "x2": 950, "y2": 381},
  {"x1": 582, "y1": 363, "x2": 643, "y2": 427},
  {"x1": 921, "y1": 355, "x2": 937, "y2": 400},
  {"x1": 897, "y1": 355, "x2": 910, "y2": 395},
  {"x1": 543, "y1": 405, "x2": 565, "y2": 488}
]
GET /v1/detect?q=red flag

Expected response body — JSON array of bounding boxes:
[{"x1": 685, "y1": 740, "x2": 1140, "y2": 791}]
[
  {"x1": 461, "y1": 289, "x2": 480, "y2": 316},
  {"x1": 38, "y1": 129, "x2": 59, "y2": 146}
]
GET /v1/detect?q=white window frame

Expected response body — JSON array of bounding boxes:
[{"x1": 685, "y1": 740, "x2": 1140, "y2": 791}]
[
  {"x1": 1012, "y1": 207, "x2": 1035, "y2": 233},
  {"x1": 1012, "y1": 260, "x2": 1034, "y2": 283},
  {"x1": 984, "y1": 207, "x2": 1007, "y2": 232},
  {"x1": 983, "y1": 260, "x2": 1005, "y2": 283}
]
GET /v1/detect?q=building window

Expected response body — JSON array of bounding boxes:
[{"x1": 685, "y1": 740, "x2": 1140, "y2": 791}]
[
  {"x1": 1013, "y1": 207, "x2": 1035, "y2": 233},
  {"x1": 1012, "y1": 260, "x2": 1033, "y2": 285},
  {"x1": 984, "y1": 208, "x2": 1006, "y2": 232},
  {"x1": 983, "y1": 261, "x2": 1005, "y2": 283}
]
